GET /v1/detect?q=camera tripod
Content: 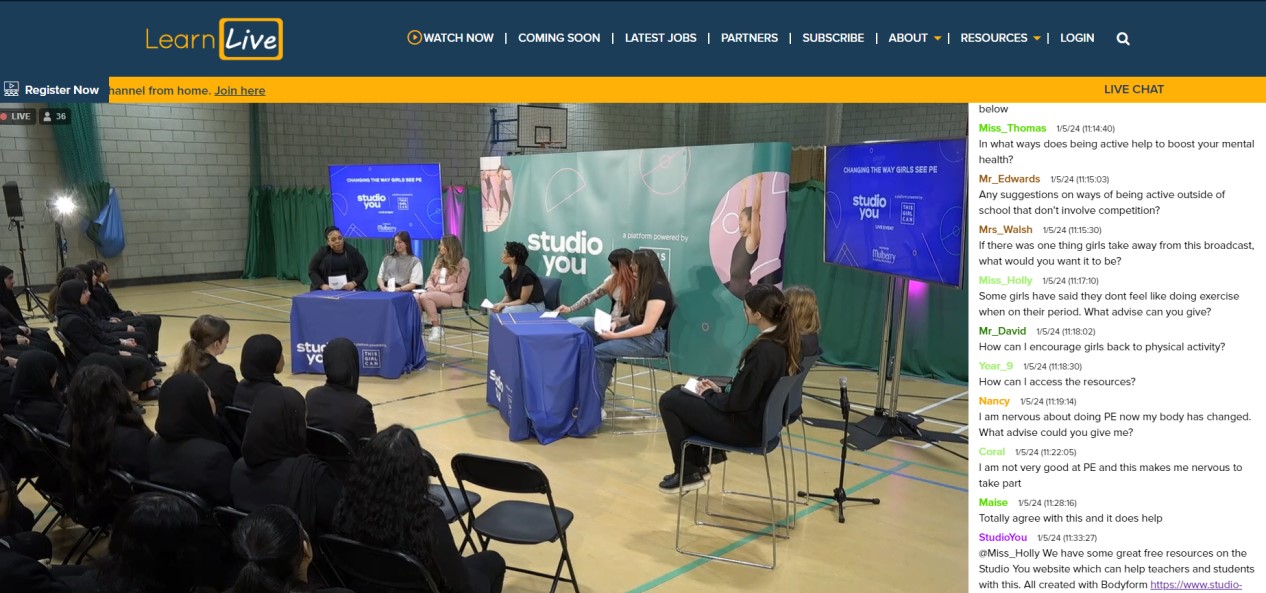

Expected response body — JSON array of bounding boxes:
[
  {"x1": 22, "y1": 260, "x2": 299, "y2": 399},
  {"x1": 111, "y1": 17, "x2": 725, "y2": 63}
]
[{"x1": 7, "y1": 218, "x2": 52, "y2": 320}]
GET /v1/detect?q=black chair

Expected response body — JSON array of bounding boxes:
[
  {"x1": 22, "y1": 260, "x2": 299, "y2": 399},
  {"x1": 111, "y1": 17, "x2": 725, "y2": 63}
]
[
  {"x1": 53, "y1": 328, "x2": 87, "y2": 368},
  {"x1": 675, "y1": 373, "x2": 801, "y2": 570},
  {"x1": 540, "y1": 276, "x2": 562, "y2": 311},
  {"x1": 420, "y1": 447, "x2": 481, "y2": 553},
  {"x1": 41, "y1": 434, "x2": 137, "y2": 563},
  {"x1": 0, "y1": 414, "x2": 38, "y2": 493},
  {"x1": 221, "y1": 406, "x2": 251, "y2": 443},
  {"x1": 2, "y1": 414, "x2": 66, "y2": 529},
  {"x1": 318, "y1": 534, "x2": 441, "y2": 593},
  {"x1": 306, "y1": 426, "x2": 356, "y2": 479},
  {"x1": 131, "y1": 479, "x2": 213, "y2": 514},
  {"x1": 451, "y1": 453, "x2": 578, "y2": 593},
  {"x1": 212, "y1": 505, "x2": 249, "y2": 535}
]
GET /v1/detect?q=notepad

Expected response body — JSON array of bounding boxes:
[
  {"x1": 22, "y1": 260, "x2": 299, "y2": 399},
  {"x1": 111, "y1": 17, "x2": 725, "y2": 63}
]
[
  {"x1": 329, "y1": 275, "x2": 348, "y2": 290},
  {"x1": 594, "y1": 309, "x2": 612, "y2": 333},
  {"x1": 540, "y1": 311, "x2": 559, "y2": 319},
  {"x1": 683, "y1": 378, "x2": 705, "y2": 396}
]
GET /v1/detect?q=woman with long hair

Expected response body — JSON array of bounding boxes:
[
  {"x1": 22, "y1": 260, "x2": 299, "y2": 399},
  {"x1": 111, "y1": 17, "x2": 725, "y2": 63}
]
[
  {"x1": 415, "y1": 234, "x2": 470, "y2": 342},
  {"x1": 557, "y1": 247, "x2": 635, "y2": 329},
  {"x1": 784, "y1": 285, "x2": 822, "y2": 358},
  {"x1": 174, "y1": 315, "x2": 237, "y2": 410},
  {"x1": 591, "y1": 249, "x2": 675, "y2": 398},
  {"x1": 233, "y1": 334, "x2": 294, "y2": 410},
  {"x1": 54, "y1": 279, "x2": 157, "y2": 398},
  {"x1": 376, "y1": 231, "x2": 424, "y2": 292},
  {"x1": 230, "y1": 388, "x2": 342, "y2": 534},
  {"x1": 308, "y1": 226, "x2": 369, "y2": 292},
  {"x1": 148, "y1": 373, "x2": 236, "y2": 505},
  {"x1": 81, "y1": 493, "x2": 207, "y2": 593},
  {"x1": 305, "y1": 338, "x2": 375, "y2": 444},
  {"x1": 67, "y1": 365, "x2": 155, "y2": 515},
  {"x1": 334, "y1": 426, "x2": 506, "y2": 593},
  {"x1": 656, "y1": 284, "x2": 800, "y2": 493},
  {"x1": 230, "y1": 505, "x2": 352, "y2": 593}
]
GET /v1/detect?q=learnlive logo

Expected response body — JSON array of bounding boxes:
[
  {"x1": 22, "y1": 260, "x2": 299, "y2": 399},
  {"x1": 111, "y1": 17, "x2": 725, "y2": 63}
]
[
  {"x1": 220, "y1": 18, "x2": 283, "y2": 61},
  {"x1": 144, "y1": 18, "x2": 283, "y2": 61}
]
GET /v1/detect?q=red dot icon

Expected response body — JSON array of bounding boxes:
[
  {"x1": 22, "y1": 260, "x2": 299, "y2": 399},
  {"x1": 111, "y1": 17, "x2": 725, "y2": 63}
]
[{"x1": 0, "y1": 113, "x2": 7, "y2": 121}]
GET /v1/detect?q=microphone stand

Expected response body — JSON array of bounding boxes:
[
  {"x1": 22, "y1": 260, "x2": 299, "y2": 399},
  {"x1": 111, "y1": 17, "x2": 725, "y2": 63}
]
[{"x1": 799, "y1": 378, "x2": 881, "y2": 523}]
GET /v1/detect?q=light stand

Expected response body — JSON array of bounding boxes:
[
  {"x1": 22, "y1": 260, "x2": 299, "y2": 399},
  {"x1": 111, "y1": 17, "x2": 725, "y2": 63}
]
[
  {"x1": 49, "y1": 195, "x2": 76, "y2": 272},
  {"x1": 800, "y1": 379, "x2": 881, "y2": 523},
  {"x1": 5, "y1": 217, "x2": 52, "y2": 320},
  {"x1": 849, "y1": 277, "x2": 968, "y2": 459}
]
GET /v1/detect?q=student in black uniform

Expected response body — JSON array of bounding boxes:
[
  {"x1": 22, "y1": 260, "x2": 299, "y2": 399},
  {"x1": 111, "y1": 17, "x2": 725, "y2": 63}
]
[
  {"x1": 305, "y1": 338, "x2": 375, "y2": 444},
  {"x1": 174, "y1": 315, "x2": 238, "y2": 411},
  {"x1": 0, "y1": 265, "x2": 36, "y2": 326},
  {"x1": 9, "y1": 351, "x2": 64, "y2": 435},
  {"x1": 490, "y1": 241, "x2": 546, "y2": 314},
  {"x1": 230, "y1": 389, "x2": 342, "y2": 535},
  {"x1": 592, "y1": 249, "x2": 674, "y2": 398},
  {"x1": 71, "y1": 493, "x2": 209, "y2": 593},
  {"x1": 148, "y1": 373, "x2": 236, "y2": 506},
  {"x1": 77, "y1": 263, "x2": 156, "y2": 364},
  {"x1": 0, "y1": 307, "x2": 67, "y2": 376},
  {"x1": 725, "y1": 173, "x2": 764, "y2": 299},
  {"x1": 53, "y1": 280, "x2": 157, "y2": 399},
  {"x1": 656, "y1": 284, "x2": 800, "y2": 494},
  {"x1": 334, "y1": 426, "x2": 506, "y2": 593},
  {"x1": 67, "y1": 365, "x2": 154, "y2": 524},
  {"x1": 229, "y1": 505, "x2": 354, "y2": 593},
  {"x1": 308, "y1": 226, "x2": 369, "y2": 292},
  {"x1": 233, "y1": 334, "x2": 292, "y2": 410},
  {"x1": 87, "y1": 260, "x2": 165, "y2": 366}
]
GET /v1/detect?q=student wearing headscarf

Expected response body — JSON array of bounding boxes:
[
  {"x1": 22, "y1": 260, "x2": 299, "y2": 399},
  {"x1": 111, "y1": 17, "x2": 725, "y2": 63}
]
[
  {"x1": 0, "y1": 308, "x2": 65, "y2": 375},
  {"x1": 148, "y1": 374, "x2": 236, "y2": 506},
  {"x1": 10, "y1": 351, "x2": 64, "y2": 435},
  {"x1": 53, "y1": 280, "x2": 157, "y2": 398},
  {"x1": 0, "y1": 266, "x2": 34, "y2": 326},
  {"x1": 305, "y1": 338, "x2": 376, "y2": 444},
  {"x1": 307, "y1": 226, "x2": 368, "y2": 292},
  {"x1": 85, "y1": 260, "x2": 165, "y2": 367},
  {"x1": 230, "y1": 389, "x2": 343, "y2": 534},
  {"x1": 232, "y1": 334, "x2": 294, "y2": 410}
]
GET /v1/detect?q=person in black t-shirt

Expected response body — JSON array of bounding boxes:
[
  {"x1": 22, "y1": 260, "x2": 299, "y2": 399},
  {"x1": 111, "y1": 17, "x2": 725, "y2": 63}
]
[
  {"x1": 591, "y1": 250, "x2": 674, "y2": 399},
  {"x1": 491, "y1": 241, "x2": 546, "y2": 314},
  {"x1": 308, "y1": 226, "x2": 369, "y2": 292}
]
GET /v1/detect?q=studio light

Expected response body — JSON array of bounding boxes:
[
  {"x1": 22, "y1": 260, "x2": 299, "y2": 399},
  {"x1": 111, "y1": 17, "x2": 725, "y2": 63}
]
[{"x1": 53, "y1": 195, "x2": 77, "y2": 216}]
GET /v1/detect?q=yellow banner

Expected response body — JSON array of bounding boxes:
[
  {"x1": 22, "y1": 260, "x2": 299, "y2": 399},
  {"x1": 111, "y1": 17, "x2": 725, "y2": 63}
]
[{"x1": 106, "y1": 77, "x2": 1266, "y2": 103}]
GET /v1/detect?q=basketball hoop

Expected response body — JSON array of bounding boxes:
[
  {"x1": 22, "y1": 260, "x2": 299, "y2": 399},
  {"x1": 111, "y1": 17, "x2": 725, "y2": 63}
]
[{"x1": 537, "y1": 141, "x2": 564, "y2": 153}]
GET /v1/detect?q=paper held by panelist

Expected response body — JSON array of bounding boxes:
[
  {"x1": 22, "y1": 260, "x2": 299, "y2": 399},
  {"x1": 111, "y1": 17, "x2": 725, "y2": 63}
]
[
  {"x1": 480, "y1": 298, "x2": 496, "y2": 309},
  {"x1": 594, "y1": 309, "x2": 612, "y2": 333},
  {"x1": 540, "y1": 311, "x2": 559, "y2": 319},
  {"x1": 329, "y1": 275, "x2": 348, "y2": 290}
]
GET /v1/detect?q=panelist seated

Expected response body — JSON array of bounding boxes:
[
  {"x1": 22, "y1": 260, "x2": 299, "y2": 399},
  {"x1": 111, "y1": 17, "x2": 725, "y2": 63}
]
[
  {"x1": 309, "y1": 225, "x2": 368, "y2": 291},
  {"x1": 415, "y1": 234, "x2": 470, "y2": 341},
  {"x1": 490, "y1": 241, "x2": 545, "y2": 314},
  {"x1": 377, "y1": 230, "x2": 425, "y2": 293}
]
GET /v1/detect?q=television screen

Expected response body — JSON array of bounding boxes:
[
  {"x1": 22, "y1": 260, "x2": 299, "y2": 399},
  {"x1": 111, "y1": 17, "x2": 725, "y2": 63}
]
[
  {"x1": 328, "y1": 163, "x2": 443, "y2": 239},
  {"x1": 824, "y1": 138, "x2": 967, "y2": 287}
]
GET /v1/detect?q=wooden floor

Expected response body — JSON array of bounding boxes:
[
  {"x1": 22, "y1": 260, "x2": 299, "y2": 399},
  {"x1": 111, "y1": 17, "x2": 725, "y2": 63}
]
[{"x1": 18, "y1": 278, "x2": 968, "y2": 592}]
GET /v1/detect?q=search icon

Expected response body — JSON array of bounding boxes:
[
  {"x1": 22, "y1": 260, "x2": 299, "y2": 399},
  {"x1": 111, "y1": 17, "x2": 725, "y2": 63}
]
[{"x1": 1116, "y1": 32, "x2": 1130, "y2": 46}]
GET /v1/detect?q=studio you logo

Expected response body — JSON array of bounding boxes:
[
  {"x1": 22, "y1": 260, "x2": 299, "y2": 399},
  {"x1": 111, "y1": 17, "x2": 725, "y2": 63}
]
[
  {"x1": 853, "y1": 193, "x2": 888, "y2": 220},
  {"x1": 296, "y1": 341, "x2": 325, "y2": 365},
  {"x1": 358, "y1": 193, "x2": 387, "y2": 209},
  {"x1": 527, "y1": 230, "x2": 604, "y2": 276},
  {"x1": 489, "y1": 369, "x2": 506, "y2": 403}
]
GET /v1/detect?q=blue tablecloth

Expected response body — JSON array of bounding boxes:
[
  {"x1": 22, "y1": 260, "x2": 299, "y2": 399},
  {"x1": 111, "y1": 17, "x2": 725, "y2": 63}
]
[
  {"x1": 486, "y1": 313, "x2": 602, "y2": 444},
  {"x1": 290, "y1": 291, "x2": 426, "y2": 379}
]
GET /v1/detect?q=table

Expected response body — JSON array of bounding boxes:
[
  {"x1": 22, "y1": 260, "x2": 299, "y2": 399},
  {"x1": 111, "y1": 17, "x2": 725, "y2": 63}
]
[
  {"x1": 486, "y1": 313, "x2": 603, "y2": 444},
  {"x1": 290, "y1": 291, "x2": 426, "y2": 379}
]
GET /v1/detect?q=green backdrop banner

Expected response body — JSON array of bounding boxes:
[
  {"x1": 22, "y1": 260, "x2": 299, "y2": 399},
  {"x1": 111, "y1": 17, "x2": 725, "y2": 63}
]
[
  {"x1": 481, "y1": 143, "x2": 791, "y2": 377},
  {"x1": 784, "y1": 180, "x2": 967, "y2": 384}
]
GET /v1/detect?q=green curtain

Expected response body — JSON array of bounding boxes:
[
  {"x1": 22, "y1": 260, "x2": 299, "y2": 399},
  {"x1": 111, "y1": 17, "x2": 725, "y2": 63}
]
[
  {"x1": 49, "y1": 103, "x2": 111, "y2": 244},
  {"x1": 784, "y1": 180, "x2": 967, "y2": 384}
]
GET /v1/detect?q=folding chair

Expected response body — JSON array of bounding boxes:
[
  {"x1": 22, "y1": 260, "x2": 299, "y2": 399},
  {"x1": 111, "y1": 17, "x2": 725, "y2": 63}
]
[
  {"x1": 540, "y1": 276, "x2": 562, "y2": 311},
  {"x1": 451, "y1": 453, "x2": 579, "y2": 593},
  {"x1": 437, "y1": 289, "x2": 489, "y2": 362},
  {"x1": 44, "y1": 432, "x2": 136, "y2": 564},
  {"x1": 53, "y1": 328, "x2": 87, "y2": 368},
  {"x1": 306, "y1": 426, "x2": 356, "y2": 479},
  {"x1": 675, "y1": 374, "x2": 799, "y2": 569},
  {"x1": 221, "y1": 406, "x2": 251, "y2": 443},
  {"x1": 3, "y1": 414, "x2": 66, "y2": 528},
  {"x1": 606, "y1": 303, "x2": 676, "y2": 434},
  {"x1": 212, "y1": 505, "x2": 250, "y2": 535},
  {"x1": 718, "y1": 354, "x2": 821, "y2": 526},
  {"x1": 420, "y1": 447, "x2": 481, "y2": 553},
  {"x1": 0, "y1": 413, "x2": 39, "y2": 494},
  {"x1": 319, "y1": 534, "x2": 441, "y2": 593},
  {"x1": 131, "y1": 479, "x2": 213, "y2": 515}
]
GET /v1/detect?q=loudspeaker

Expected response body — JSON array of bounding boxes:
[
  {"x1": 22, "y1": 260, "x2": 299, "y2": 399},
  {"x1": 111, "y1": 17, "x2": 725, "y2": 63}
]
[{"x1": 3, "y1": 182, "x2": 21, "y2": 219}]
